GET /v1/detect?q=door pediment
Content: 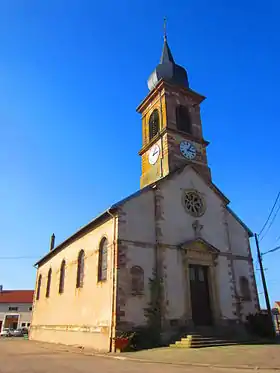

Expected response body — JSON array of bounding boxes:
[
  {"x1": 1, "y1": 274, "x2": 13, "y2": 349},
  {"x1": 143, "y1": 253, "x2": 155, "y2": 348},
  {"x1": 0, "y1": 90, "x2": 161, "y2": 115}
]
[{"x1": 180, "y1": 238, "x2": 220, "y2": 263}]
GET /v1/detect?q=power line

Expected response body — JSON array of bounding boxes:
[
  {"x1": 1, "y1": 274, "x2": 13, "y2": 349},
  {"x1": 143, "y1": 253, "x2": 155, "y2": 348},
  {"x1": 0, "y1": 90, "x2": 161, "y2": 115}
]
[
  {"x1": 262, "y1": 245, "x2": 280, "y2": 256},
  {"x1": 260, "y1": 203, "x2": 280, "y2": 242},
  {"x1": 258, "y1": 191, "x2": 280, "y2": 237},
  {"x1": 0, "y1": 256, "x2": 37, "y2": 260}
]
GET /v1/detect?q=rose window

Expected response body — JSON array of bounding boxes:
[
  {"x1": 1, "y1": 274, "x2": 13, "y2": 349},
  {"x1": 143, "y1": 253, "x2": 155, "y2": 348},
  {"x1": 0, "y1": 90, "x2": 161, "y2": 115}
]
[{"x1": 183, "y1": 190, "x2": 205, "y2": 217}]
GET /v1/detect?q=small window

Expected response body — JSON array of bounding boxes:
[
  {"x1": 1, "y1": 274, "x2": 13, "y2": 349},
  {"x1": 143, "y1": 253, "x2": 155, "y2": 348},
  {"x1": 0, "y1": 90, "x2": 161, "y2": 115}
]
[
  {"x1": 8, "y1": 307, "x2": 18, "y2": 311},
  {"x1": 59, "y1": 260, "x2": 66, "y2": 294},
  {"x1": 76, "y1": 250, "x2": 85, "y2": 288},
  {"x1": 98, "y1": 238, "x2": 108, "y2": 282},
  {"x1": 27, "y1": 323, "x2": 30, "y2": 327},
  {"x1": 36, "y1": 274, "x2": 42, "y2": 300},
  {"x1": 131, "y1": 266, "x2": 144, "y2": 295},
  {"x1": 29, "y1": 307, "x2": 32, "y2": 311},
  {"x1": 176, "y1": 105, "x2": 192, "y2": 134},
  {"x1": 46, "y1": 268, "x2": 52, "y2": 298},
  {"x1": 198, "y1": 267, "x2": 205, "y2": 282},
  {"x1": 240, "y1": 276, "x2": 251, "y2": 301},
  {"x1": 189, "y1": 267, "x2": 195, "y2": 281},
  {"x1": 149, "y1": 109, "x2": 159, "y2": 141},
  {"x1": 21, "y1": 323, "x2": 26, "y2": 327}
]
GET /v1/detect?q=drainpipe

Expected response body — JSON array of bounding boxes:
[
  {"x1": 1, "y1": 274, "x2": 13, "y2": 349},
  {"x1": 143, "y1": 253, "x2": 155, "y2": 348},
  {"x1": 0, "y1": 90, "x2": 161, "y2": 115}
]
[{"x1": 107, "y1": 208, "x2": 117, "y2": 352}]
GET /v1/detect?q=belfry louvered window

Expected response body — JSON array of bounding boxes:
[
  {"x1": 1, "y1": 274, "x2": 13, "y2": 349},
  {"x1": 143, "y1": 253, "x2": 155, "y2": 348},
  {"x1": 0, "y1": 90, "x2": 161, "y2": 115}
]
[
  {"x1": 176, "y1": 105, "x2": 192, "y2": 134},
  {"x1": 149, "y1": 109, "x2": 159, "y2": 141}
]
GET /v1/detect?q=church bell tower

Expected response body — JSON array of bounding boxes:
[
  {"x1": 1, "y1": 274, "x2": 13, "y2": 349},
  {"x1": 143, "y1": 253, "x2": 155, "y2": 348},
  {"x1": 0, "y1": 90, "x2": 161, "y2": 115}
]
[{"x1": 137, "y1": 32, "x2": 211, "y2": 189}]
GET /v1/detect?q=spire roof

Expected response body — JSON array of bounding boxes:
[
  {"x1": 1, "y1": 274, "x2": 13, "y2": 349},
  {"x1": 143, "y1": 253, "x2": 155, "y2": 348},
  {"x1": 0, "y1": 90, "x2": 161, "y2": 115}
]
[
  {"x1": 160, "y1": 36, "x2": 175, "y2": 64},
  {"x1": 147, "y1": 24, "x2": 189, "y2": 91}
]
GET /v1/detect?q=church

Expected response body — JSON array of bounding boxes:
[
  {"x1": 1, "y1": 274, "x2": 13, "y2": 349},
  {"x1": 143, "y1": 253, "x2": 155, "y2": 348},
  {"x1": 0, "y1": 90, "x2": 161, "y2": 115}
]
[{"x1": 30, "y1": 33, "x2": 259, "y2": 351}]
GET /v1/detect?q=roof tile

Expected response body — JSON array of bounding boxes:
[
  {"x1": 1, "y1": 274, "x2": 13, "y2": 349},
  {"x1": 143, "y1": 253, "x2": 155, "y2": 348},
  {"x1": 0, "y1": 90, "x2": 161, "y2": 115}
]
[{"x1": 0, "y1": 290, "x2": 34, "y2": 304}]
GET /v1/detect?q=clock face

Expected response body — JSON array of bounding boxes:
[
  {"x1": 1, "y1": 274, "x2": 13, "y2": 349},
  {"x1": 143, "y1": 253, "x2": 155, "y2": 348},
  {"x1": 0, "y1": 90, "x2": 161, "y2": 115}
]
[
  {"x1": 180, "y1": 141, "x2": 197, "y2": 160},
  {"x1": 148, "y1": 144, "x2": 160, "y2": 165}
]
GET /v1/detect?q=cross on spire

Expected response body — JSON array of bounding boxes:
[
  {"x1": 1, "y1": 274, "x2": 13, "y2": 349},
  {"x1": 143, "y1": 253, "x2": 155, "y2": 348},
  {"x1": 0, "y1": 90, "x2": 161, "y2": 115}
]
[{"x1": 163, "y1": 17, "x2": 167, "y2": 41}]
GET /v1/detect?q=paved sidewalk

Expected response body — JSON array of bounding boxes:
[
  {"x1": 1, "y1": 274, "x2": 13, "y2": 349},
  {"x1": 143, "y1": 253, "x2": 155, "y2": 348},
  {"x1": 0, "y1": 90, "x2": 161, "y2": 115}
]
[
  {"x1": 2, "y1": 338, "x2": 280, "y2": 371},
  {"x1": 32, "y1": 339, "x2": 280, "y2": 370},
  {"x1": 2, "y1": 339, "x2": 273, "y2": 373},
  {"x1": 120, "y1": 344, "x2": 280, "y2": 370}
]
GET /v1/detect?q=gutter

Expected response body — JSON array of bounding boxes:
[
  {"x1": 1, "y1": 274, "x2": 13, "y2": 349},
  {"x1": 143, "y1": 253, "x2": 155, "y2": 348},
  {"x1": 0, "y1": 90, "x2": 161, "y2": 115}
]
[{"x1": 107, "y1": 208, "x2": 118, "y2": 353}]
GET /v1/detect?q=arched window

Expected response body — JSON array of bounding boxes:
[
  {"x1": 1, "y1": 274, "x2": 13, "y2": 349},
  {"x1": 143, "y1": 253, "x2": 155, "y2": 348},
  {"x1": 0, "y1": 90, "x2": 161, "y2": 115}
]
[
  {"x1": 131, "y1": 266, "x2": 144, "y2": 295},
  {"x1": 36, "y1": 274, "x2": 42, "y2": 300},
  {"x1": 76, "y1": 250, "x2": 85, "y2": 288},
  {"x1": 149, "y1": 109, "x2": 159, "y2": 141},
  {"x1": 240, "y1": 276, "x2": 251, "y2": 301},
  {"x1": 176, "y1": 105, "x2": 192, "y2": 134},
  {"x1": 59, "y1": 260, "x2": 66, "y2": 294},
  {"x1": 46, "y1": 268, "x2": 52, "y2": 298},
  {"x1": 98, "y1": 237, "x2": 108, "y2": 282}
]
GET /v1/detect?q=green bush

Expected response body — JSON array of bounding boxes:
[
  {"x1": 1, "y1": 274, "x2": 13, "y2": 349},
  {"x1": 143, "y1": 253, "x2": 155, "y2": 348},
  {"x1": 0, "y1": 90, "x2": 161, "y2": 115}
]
[
  {"x1": 245, "y1": 312, "x2": 274, "y2": 338},
  {"x1": 129, "y1": 326, "x2": 161, "y2": 350}
]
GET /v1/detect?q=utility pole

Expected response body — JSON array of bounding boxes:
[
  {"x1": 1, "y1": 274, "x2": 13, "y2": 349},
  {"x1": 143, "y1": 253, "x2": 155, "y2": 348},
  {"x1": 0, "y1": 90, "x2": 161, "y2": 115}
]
[{"x1": 254, "y1": 233, "x2": 275, "y2": 337}]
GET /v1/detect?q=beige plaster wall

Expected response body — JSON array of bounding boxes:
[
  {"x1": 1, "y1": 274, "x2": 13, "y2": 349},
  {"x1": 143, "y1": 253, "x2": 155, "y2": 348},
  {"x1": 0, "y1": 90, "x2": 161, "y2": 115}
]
[
  {"x1": 159, "y1": 167, "x2": 228, "y2": 252},
  {"x1": 119, "y1": 166, "x2": 257, "y2": 327},
  {"x1": 233, "y1": 259, "x2": 259, "y2": 318},
  {"x1": 164, "y1": 248, "x2": 185, "y2": 320},
  {"x1": 118, "y1": 189, "x2": 155, "y2": 243},
  {"x1": 30, "y1": 328, "x2": 109, "y2": 349},
  {"x1": 216, "y1": 255, "x2": 235, "y2": 319},
  {"x1": 30, "y1": 218, "x2": 115, "y2": 351},
  {"x1": 121, "y1": 244, "x2": 154, "y2": 326},
  {"x1": 226, "y1": 210, "x2": 251, "y2": 256}
]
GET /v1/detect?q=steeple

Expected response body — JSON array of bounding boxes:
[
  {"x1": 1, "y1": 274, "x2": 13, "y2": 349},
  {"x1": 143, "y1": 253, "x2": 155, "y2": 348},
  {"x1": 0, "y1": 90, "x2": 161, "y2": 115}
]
[
  {"x1": 137, "y1": 23, "x2": 210, "y2": 189},
  {"x1": 147, "y1": 20, "x2": 189, "y2": 91},
  {"x1": 160, "y1": 35, "x2": 175, "y2": 64}
]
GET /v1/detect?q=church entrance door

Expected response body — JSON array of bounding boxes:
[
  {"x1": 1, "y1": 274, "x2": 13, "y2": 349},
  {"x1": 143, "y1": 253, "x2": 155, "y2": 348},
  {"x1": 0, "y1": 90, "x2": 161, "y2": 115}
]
[{"x1": 189, "y1": 264, "x2": 212, "y2": 326}]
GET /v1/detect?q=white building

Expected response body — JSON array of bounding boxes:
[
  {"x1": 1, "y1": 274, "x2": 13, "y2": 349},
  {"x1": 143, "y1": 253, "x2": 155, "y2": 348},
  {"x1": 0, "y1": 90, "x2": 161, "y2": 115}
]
[{"x1": 0, "y1": 289, "x2": 34, "y2": 331}]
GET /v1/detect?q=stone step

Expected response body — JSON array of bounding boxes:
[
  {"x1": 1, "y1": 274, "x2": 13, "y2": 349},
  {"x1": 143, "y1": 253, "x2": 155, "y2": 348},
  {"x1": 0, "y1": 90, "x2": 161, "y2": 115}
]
[
  {"x1": 170, "y1": 341, "x2": 239, "y2": 348},
  {"x1": 169, "y1": 332, "x2": 242, "y2": 349},
  {"x1": 177, "y1": 339, "x2": 235, "y2": 346},
  {"x1": 190, "y1": 339, "x2": 238, "y2": 345},
  {"x1": 181, "y1": 336, "x2": 219, "y2": 341}
]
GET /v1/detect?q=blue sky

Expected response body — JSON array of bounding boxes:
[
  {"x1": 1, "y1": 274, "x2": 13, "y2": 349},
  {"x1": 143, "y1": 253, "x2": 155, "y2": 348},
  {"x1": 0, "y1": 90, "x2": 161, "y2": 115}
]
[{"x1": 0, "y1": 1, "x2": 279, "y2": 308}]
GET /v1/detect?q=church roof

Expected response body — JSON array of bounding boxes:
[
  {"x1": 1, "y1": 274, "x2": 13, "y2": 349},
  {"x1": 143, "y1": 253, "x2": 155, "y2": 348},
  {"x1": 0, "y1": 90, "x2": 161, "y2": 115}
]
[
  {"x1": 226, "y1": 206, "x2": 253, "y2": 237},
  {"x1": 34, "y1": 186, "x2": 151, "y2": 267},
  {"x1": 147, "y1": 36, "x2": 189, "y2": 91},
  {"x1": 160, "y1": 36, "x2": 175, "y2": 64},
  {"x1": 34, "y1": 165, "x2": 253, "y2": 267}
]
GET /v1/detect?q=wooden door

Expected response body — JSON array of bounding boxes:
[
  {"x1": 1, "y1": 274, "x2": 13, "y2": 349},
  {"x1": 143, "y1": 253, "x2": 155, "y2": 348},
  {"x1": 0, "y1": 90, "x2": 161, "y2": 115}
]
[{"x1": 189, "y1": 264, "x2": 212, "y2": 325}]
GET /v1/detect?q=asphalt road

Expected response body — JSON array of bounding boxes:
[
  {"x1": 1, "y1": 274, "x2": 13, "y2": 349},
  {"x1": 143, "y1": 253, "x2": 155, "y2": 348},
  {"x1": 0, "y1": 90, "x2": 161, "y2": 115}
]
[{"x1": 0, "y1": 339, "x2": 277, "y2": 373}]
